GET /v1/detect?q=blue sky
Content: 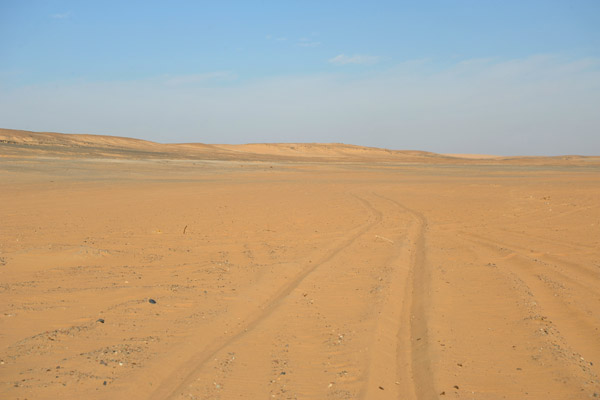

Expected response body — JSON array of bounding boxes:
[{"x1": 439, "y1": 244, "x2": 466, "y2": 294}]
[{"x1": 1, "y1": 1, "x2": 599, "y2": 155}]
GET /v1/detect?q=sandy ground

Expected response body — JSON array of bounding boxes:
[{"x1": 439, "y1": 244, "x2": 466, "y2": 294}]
[{"x1": 1, "y1": 129, "x2": 599, "y2": 399}]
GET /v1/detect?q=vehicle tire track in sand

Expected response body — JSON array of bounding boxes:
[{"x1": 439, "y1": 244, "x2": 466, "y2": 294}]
[
  {"x1": 458, "y1": 233, "x2": 600, "y2": 382},
  {"x1": 464, "y1": 229, "x2": 600, "y2": 301},
  {"x1": 457, "y1": 231, "x2": 598, "y2": 282},
  {"x1": 493, "y1": 227, "x2": 597, "y2": 252},
  {"x1": 148, "y1": 194, "x2": 383, "y2": 400},
  {"x1": 363, "y1": 193, "x2": 437, "y2": 400}
]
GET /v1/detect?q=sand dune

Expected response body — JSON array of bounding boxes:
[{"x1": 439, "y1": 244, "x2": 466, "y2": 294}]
[
  {"x1": 1, "y1": 129, "x2": 599, "y2": 399},
  {"x1": 3, "y1": 128, "x2": 599, "y2": 165},
  {"x1": 0, "y1": 129, "x2": 442, "y2": 163},
  {"x1": 442, "y1": 153, "x2": 502, "y2": 159}
]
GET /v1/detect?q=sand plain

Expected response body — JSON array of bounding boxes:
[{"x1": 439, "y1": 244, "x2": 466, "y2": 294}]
[{"x1": 1, "y1": 129, "x2": 599, "y2": 400}]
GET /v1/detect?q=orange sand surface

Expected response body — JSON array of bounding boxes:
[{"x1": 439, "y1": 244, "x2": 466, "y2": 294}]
[{"x1": 1, "y1": 129, "x2": 599, "y2": 399}]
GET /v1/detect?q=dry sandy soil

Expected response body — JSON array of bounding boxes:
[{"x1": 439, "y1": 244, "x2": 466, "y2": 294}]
[{"x1": 1, "y1": 128, "x2": 599, "y2": 400}]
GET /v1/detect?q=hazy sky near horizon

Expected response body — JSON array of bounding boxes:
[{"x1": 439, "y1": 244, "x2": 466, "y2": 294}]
[{"x1": 1, "y1": 1, "x2": 599, "y2": 155}]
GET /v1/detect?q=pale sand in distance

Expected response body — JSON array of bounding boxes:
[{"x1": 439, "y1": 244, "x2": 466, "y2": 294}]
[
  {"x1": 442, "y1": 154, "x2": 502, "y2": 159},
  {"x1": 1, "y1": 128, "x2": 599, "y2": 399}
]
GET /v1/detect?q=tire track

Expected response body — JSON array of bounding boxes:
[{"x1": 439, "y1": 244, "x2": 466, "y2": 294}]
[
  {"x1": 458, "y1": 231, "x2": 599, "y2": 294},
  {"x1": 508, "y1": 204, "x2": 598, "y2": 225},
  {"x1": 367, "y1": 193, "x2": 437, "y2": 400},
  {"x1": 492, "y1": 227, "x2": 597, "y2": 252},
  {"x1": 148, "y1": 194, "x2": 383, "y2": 400},
  {"x1": 458, "y1": 233, "x2": 600, "y2": 381}
]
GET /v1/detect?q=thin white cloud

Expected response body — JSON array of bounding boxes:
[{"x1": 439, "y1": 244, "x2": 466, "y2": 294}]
[{"x1": 329, "y1": 54, "x2": 379, "y2": 65}]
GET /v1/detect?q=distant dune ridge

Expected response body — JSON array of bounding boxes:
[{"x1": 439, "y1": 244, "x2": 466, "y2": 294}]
[{"x1": 1, "y1": 128, "x2": 598, "y2": 164}]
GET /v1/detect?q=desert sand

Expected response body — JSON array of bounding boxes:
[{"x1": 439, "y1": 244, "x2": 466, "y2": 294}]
[{"x1": 1, "y1": 128, "x2": 599, "y2": 400}]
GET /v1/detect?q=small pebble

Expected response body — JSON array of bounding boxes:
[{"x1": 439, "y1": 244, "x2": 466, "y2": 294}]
[
  {"x1": 378, "y1": 386, "x2": 384, "y2": 390},
  {"x1": 103, "y1": 381, "x2": 107, "y2": 386},
  {"x1": 149, "y1": 299, "x2": 157, "y2": 304},
  {"x1": 96, "y1": 318, "x2": 105, "y2": 324},
  {"x1": 454, "y1": 385, "x2": 460, "y2": 389}
]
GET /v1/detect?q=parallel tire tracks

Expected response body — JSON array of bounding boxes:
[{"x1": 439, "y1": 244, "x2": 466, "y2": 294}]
[
  {"x1": 372, "y1": 194, "x2": 437, "y2": 400},
  {"x1": 458, "y1": 232, "x2": 600, "y2": 383},
  {"x1": 149, "y1": 194, "x2": 383, "y2": 400}
]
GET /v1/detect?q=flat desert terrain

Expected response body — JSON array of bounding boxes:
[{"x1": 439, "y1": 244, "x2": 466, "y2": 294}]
[{"x1": 1, "y1": 128, "x2": 599, "y2": 400}]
